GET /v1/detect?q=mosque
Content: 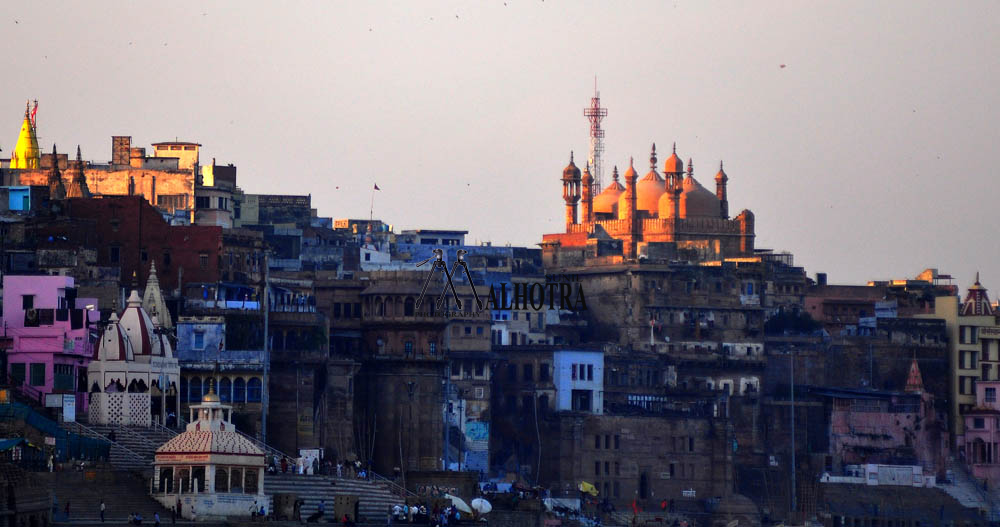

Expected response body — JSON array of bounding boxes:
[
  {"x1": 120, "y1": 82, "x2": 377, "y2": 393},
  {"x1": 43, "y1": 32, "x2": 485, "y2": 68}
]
[{"x1": 541, "y1": 144, "x2": 755, "y2": 266}]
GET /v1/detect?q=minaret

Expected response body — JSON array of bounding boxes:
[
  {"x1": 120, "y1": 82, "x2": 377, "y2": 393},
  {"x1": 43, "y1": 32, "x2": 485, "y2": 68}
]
[
  {"x1": 715, "y1": 160, "x2": 729, "y2": 219},
  {"x1": 581, "y1": 162, "x2": 594, "y2": 224},
  {"x1": 47, "y1": 144, "x2": 66, "y2": 200},
  {"x1": 10, "y1": 101, "x2": 40, "y2": 169},
  {"x1": 562, "y1": 152, "x2": 582, "y2": 229},
  {"x1": 623, "y1": 158, "x2": 639, "y2": 259},
  {"x1": 65, "y1": 145, "x2": 92, "y2": 199}
]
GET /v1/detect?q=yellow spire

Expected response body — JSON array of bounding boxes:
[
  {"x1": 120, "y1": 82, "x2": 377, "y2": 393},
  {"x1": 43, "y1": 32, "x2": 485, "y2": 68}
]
[{"x1": 10, "y1": 102, "x2": 39, "y2": 169}]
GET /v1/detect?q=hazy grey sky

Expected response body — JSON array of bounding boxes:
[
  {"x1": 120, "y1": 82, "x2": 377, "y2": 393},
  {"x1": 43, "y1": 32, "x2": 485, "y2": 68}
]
[{"x1": 2, "y1": 1, "x2": 998, "y2": 291}]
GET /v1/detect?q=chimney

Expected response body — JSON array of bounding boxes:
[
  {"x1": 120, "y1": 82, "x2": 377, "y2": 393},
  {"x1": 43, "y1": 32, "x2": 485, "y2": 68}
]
[{"x1": 816, "y1": 273, "x2": 827, "y2": 286}]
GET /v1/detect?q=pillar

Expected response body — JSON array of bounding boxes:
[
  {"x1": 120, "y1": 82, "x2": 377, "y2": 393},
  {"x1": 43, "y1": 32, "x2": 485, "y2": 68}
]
[{"x1": 257, "y1": 468, "x2": 264, "y2": 495}]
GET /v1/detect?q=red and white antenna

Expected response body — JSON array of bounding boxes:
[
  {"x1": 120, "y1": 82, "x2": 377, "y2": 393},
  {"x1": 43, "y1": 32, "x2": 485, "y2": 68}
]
[{"x1": 583, "y1": 77, "x2": 607, "y2": 193}]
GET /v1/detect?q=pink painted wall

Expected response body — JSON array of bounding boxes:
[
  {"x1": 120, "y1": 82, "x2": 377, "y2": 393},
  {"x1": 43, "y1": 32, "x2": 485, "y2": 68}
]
[{"x1": 2, "y1": 275, "x2": 99, "y2": 410}]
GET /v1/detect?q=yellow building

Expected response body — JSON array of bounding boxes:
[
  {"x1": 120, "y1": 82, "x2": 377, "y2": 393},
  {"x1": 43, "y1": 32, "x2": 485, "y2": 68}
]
[
  {"x1": 929, "y1": 275, "x2": 1000, "y2": 438},
  {"x1": 9, "y1": 102, "x2": 40, "y2": 169}
]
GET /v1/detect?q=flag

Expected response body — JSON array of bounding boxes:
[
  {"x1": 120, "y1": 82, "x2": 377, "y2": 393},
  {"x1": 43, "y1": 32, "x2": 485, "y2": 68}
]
[
  {"x1": 631, "y1": 498, "x2": 640, "y2": 515},
  {"x1": 30, "y1": 102, "x2": 38, "y2": 127},
  {"x1": 374, "y1": 183, "x2": 381, "y2": 191}
]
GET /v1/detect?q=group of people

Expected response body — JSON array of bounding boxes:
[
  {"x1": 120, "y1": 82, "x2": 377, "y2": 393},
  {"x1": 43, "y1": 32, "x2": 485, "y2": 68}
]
[
  {"x1": 266, "y1": 455, "x2": 371, "y2": 480},
  {"x1": 391, "y1": 503, "x2": 462, "y2": 526}
]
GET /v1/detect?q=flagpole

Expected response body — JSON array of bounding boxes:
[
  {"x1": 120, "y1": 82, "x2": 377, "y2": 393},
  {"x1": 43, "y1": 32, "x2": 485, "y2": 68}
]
[{"x1": 370, "y1": 185, "x2": 375, "y2": 223}]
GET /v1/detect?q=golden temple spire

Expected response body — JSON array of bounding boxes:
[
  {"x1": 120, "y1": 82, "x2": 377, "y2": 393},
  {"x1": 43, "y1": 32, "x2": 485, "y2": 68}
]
[{"x1": 10, "y1": 101, "x2": 40, "y2": 169}]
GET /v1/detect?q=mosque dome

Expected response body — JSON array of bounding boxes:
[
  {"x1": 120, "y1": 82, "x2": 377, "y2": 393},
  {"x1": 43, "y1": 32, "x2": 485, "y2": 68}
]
[
  {"x1": 562, "y1": 152, "x2": 581, "y2": 179},
  {"x1": 94, "y1": 312, "x2": 134, "y2": 362},
  {"x1": 680, "y1": 173, "x2": 721, "y2": 218},
  {"x1": 119, "y1": 289, "x2": 160, "y2": 357},
  {"x1": 593, "y1": 167, "x2": 624, "y2": 214},
  {"x1": 636, "y1": 145, "x2": 665, "y2": 214},
  {"x1": 657, "y1": 189, "x2": 678, "y2": 218},
  {"x1": 663, "y1": 143, "x2": 684, "y2": 174}
]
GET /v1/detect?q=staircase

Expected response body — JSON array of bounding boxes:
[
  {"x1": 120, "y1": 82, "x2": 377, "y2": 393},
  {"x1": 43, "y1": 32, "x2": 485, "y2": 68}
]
[
  {"x1": 40, "y1": 470, "x2": 172, "y2": 523},
  {"x1": 939, "y1": 459, "x2": 1000, "y2": 519},
  {"x1": 263, "y1": 472, "x2": 400, "y2": 522},
  {"x1": 59, "y1": 421, "x2": 149, "y2": 474}
]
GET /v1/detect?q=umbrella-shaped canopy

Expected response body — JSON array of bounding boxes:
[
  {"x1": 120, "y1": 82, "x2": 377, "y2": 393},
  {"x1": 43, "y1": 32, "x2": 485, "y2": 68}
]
[
  {"x1": 471, "y1": 498, "x2": 492, "y2": 515},
  {"x1": 578, "y1": 481, "x2": 599, "y2": 496},
  {"x1": 445, "y1": 494, "x2": 473, "y2": 515}
]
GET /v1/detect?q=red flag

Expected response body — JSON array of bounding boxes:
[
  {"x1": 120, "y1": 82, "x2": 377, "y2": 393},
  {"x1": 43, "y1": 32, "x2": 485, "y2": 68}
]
[
  {"x1": 30, "y1": 102, "x2": 38, "y2": 127},
  {"x1": 374, "y1": 183, "x2": 381, "y2": 191},
  {"x1": 631, "y1": 498, "x2": 639, "y2": 515}
]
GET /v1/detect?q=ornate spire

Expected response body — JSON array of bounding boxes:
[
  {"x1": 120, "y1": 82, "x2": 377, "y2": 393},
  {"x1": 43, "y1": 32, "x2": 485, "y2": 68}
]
[
  {"x1": 650, "y1": 143, "x2": 657, "y2": 170},
  {"x1": 904, "y1": 358, "x2": 924, "y2": 393},
  {"x1": 65, "y1": 145, "x2": 91, "y2": 199},
  {"x1": 672, "y1": 142, "x2": 676, "y2": 155},
  {"x1": 687, "y1": 158, "x2": 694, "y2": 177},
  {"x1": 612, "y1": 166, "x2": 619, "y2": 183},
  {"x1": 142, "y1": 260, "x2": 172, "y2": 329},
  {"x1": 47, "y1": 144, "x2": 66, "y2": 200}
]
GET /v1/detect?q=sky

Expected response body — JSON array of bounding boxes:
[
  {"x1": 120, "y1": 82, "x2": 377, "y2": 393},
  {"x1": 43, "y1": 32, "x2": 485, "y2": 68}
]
[{"x1": 1, "y1": 1, "x2": 998, "y2": 290}]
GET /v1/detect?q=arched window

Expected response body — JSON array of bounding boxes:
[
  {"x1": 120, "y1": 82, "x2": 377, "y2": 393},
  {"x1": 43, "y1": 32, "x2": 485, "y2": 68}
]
[
  {"x1": 220, "y1": 378, "x2": 232, "y2": 402},
  {"x1": 376, "y1": 297, "x2": 384, "y2": 316},
  {"x1": 247, "y1": 378, "x2": 262, "y2": 402},
  {"x1": 233, "y1": 377, "x2": 246, "y2": 403},
  {"x1": 215, "y1": 467, "x2": 229, "y2": 493},
  {"x1": 190, "y1": 377, "x2": 203, "y2": 402},
  {"x1": 180, "y1": 377, "x2": 188, "y2": 402},
  {"x1": 405, "y1": 297, "x2": 415, "y2": 316}
]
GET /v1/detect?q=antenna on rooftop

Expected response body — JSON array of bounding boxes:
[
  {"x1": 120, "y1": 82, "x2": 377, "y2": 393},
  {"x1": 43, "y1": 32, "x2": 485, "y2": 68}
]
[{"x1": 583, "y1": 77, "x2": 608, "y2": 194}]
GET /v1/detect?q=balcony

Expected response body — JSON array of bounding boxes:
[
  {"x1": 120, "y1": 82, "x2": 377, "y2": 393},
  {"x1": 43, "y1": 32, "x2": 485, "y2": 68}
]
[{"x1": 175, "y1": 348, "x2": 266, "y2": 367}]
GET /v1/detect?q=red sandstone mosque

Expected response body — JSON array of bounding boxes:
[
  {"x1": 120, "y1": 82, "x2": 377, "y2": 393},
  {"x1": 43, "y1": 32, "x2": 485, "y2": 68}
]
[{"x1": 542, "y1": 144, "x2": 755, "y2": 265}]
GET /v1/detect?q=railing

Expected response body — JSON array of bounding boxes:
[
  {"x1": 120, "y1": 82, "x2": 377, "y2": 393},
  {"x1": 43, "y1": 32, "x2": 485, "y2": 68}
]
[
  {"x1": 234, "y1": 427, "x2": 295, "y2": 462},
  {"x1": 151, "y1": 421, "x2": 180, "y2": 439},
  {"x1": 11, "y1": 381, "x2": 45, "y2": 407},
  {"x1": 0, "y1": 402, "x2": 110, "y2": 462},
  {"x1": 63, "y1": 420, "x2": 148, "y2": 467},
  {"x1": 371, "y1": 470, "x2": 417, "y2": 498}
]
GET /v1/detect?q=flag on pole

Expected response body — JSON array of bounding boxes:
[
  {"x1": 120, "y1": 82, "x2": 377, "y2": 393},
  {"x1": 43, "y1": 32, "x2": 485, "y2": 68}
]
[{"x1": 374, "y1": 183, "x2": 381, "y2": 191}]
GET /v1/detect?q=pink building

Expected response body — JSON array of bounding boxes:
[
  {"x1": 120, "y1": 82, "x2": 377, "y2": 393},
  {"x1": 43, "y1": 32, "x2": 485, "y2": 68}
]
[
  {"x1": 2, "y1": 275, "x2": 98, "y2": 411},
  {"x1": 959, "y1": 380, "x2": 1000, "y2": 486},
  {"x1": 824, "y1": 359, "x2": 948, "y2": 476}
]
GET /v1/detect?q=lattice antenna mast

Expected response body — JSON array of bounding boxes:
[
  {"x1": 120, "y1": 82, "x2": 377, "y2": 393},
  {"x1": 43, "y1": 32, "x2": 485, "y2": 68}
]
[{"x1": 583, "y1": 78, "x2": 608, "y2": 193}]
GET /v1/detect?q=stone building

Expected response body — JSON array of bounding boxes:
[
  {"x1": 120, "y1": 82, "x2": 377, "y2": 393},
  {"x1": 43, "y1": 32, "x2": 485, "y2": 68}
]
[{"x1": 542, "y1": 145, "x2": 754, "y2": 266}]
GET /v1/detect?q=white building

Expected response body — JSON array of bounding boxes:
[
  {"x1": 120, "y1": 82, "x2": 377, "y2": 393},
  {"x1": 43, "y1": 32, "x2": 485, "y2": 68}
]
[
  {"x1": 152, "y1": 388, "x2": 266, "y2": 520},
  {"x1": 552, "y1": 349, "x2": 603, "y2": 414}
]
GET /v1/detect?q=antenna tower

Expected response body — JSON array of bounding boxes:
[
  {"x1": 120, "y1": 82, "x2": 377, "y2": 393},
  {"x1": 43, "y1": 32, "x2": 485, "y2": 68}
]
[{"x1": 583, "y1": 78, "x2": 608, "y2": 193}]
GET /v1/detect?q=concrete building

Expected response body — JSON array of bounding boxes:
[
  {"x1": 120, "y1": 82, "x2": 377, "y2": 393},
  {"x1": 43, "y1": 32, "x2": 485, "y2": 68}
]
[
  {"x1": 552, "y1": 349, "x2": 603, "y2": 414},
  {"x1": 928, "y1": 274, "x2": 999, "y2": 438},
  {"x1": 1, "y1": 275, "x2": 98, "y2": 412},
  {"x1": 958, "y1": 379, "x2": 1000, "y2": 487}
]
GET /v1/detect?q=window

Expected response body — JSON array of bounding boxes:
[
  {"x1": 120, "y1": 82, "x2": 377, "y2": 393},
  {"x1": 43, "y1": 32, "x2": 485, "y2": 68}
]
[
  {"x1": 594, "y1": 461, "x2": 600, "y2": 476},
  {"x1": 615, "y1": 435, "x2": 620, "y2": 449},
  {"x1": 141, "y1": 249, "x2": 148, "y2": 262},
  {"x1": 10, "y1": 364, "x2": 25, "y2": 385},
  {"x1": 974, "y1": 417, "x2": 985, "y2": 429},
  {"x1": 199, "y1": 254, "x2": 209, "y2": 270},
  {"x1": 365, "y1": 252, "x2": 371, "y2": 262},
  {"x1": 475, "y1": 361, "x2": 485, "y2": 376},
  {"x1": 605, "y1": 435, "x2": 610, "y2": 449},
  {"x1": 429, "y1": 342, "x2": 437, "y2": 355},
  {"x1": 508, "y1": 364, "x2": 517, "y2": 381},
  {"x1": 613, "y1": 481, "x2": 620, "y2": 498},
  {"x1": 604, "y1": 461, "x2": 610, "y2": 475},
  {"x1": 689, "y1": 437, "x2": 695, "y2": 452},
  {"x1": 219, "y1": 378, "x2": 231, "y2": 402},
  {"x1": 194, "y1": 332, "x2": 205, "y2": 349},
  {"x1": 353, "y1": 303, "x2": 361, "y2": 318},
  {"x1": 474, "y1": 387, "x2": 484, "y2": 399},
  {"x1": 540, "y1": 363, "x2": 550, "y2": 382},
  {"x1": 233, "y1": 377, "x2": 246, "y2": 402},
  {"x1": 513, "y1": 312, "x2": 518, "y2": 321},
  {"x1": 669, "y1": 463, "x2": 675, "y2": 478},
  {"x1": 54, "y1": 364, "x2": 74, "y2": 391},
  {"x1": 404, "y1": 298, "x2": 415, "y2": 316},
  {"x1": 572, "y1": 364, "x2": 577, "y2": 380},
  {"x1": 404, "y1": 341, "x2": 413, "y2": 355},
  {"x1": 615, "y1": 461, "x2": 620, "y2": 475},
  {"x1": 234, "y1": 203, "x2": 241, "y2": 219},
  {"x1": 588, "y1": 364, "x2": 594, "y2": 381},
  {"x1": 163, "y1": 252, "x2": 171, "y2": 269},
  {"x1": 594, "y1": 435, "x2": 601, "y2": 449},
  {"x1": 195, "y1": 196, "x2": 210, "y2": 209},
  {"x1": 29, "y1": 364, "x2": 45, "y2": 386},
  {"x1": 21, "y1": 295, "x2": 34, "y2": 310},
  {"x1": 476, "y1": 326, "x2": 484, "y2": 335},
  {"x1": 988, "y1": 388, "x2": 997, "y2": 403},
  {"x1": 523, "y1": 364, "x2": 534, "y2": 382},
  {"x1": 247, "y1": 378, "x2": 262, "y2": 402},
  {"x1": 110, "y1": 246, "x2": 121, "y2": 264}
]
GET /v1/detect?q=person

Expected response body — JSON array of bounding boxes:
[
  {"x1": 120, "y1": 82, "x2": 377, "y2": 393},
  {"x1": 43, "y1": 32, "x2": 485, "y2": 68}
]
[
  {"x1": 171, "y1": 506, "x2": 176, "y2": 525},
  {"x1": 282, "y1": 457, "x2": 288, "y2": 473},
  {"x1": 154, "y1": 512, "x2": 161, "y2": 527},
  {"x1": 393, "y1": 504, "x2": 402, "y2": 522},
  {"x1": 100, "y1": 499, "x2": 106, "y2": 522},
  {"x1": 135, "y1": 512, "x2": 144, "y2": 525},
  {"x1": 312, "y1": 456, "x2": 320, "y2": 475},
  {"x1": 191, "y1": 505, "x2": 196, "y2": 523},
  {"x1": 251, "y1": 501, "x2": 259, "y2": 521},
  {"x1": 259, "y1": 504, "x2": 266, "y2": 520},
  {"x1": 65, "y1": 500, "x2": 70, "y2": 520},
  {"x1": 129, "y1": 513, "x2": 134, "y2": 525},
  {"x1": 337, "y1": 462, "x2": 343, "y2": 478},
  {"x1": 319, "y1": 500, "x2": 326, "y2": 517}
]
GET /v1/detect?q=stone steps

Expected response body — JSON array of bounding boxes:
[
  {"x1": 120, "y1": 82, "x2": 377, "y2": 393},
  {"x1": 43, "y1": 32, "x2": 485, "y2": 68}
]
[
  {"x1": 39, "y1": 470, "x2": 173, "y2": 522},
  {"x1": 264, "y1": 473, "x2": 401, "y2": 522}
]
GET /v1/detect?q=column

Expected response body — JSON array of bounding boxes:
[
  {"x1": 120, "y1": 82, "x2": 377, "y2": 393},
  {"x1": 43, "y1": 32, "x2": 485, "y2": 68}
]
[
  {"x1": 207, "y1": 465, "x2": 215, "y2": 493},
  {"x1": 257, "y1": 468, "x2": 264, "y2": 495}
]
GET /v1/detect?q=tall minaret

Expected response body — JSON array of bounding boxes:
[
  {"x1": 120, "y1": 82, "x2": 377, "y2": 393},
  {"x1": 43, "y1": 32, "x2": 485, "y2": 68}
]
[
  {"x1": 581, "y1": 162, "x2": 594, "y2": 225},
  {"x1": 623, "y1": 158, "x2": 639, "y2": 259},
  {"x1": 715, "y1": 161, "x2": 729, "y2": 219},
  {"x1": 562, "y1": 152, "x2": 582, "y2": 229}
]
